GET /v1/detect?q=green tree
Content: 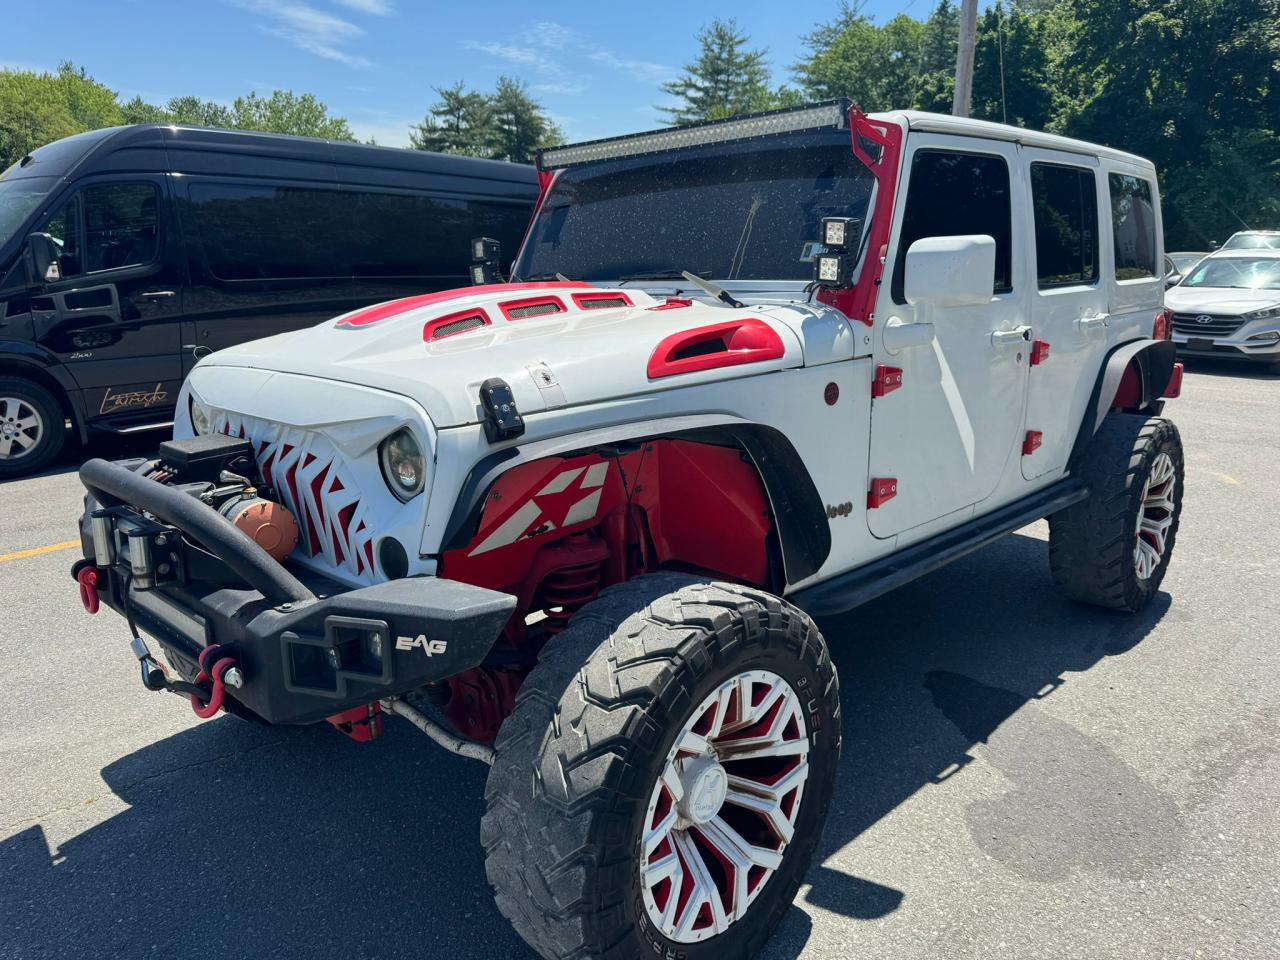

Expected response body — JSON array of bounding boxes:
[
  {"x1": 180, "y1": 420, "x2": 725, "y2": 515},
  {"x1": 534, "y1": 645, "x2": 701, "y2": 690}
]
[
  {"x1": 660, "y1": 19, "x2": 775, "y2": 123},
  {"x1": 0, "y1": 63, "x2": 121, "y2": 169},
  {"x1": 410, "y1": 79, "x2": 561, "y2": 163},
  {"x1": 229, "y1": 91, "x2": 354, "y2": 140},
  {"x1": 971, "y1": 2, "x2": 1054, "y2": 128},
  {"x1": 489, "y1": 76, "x2": 564, "y2": 163},
  {"x1": 410, "y1": 82, "x2": 495, "y2": 155}
]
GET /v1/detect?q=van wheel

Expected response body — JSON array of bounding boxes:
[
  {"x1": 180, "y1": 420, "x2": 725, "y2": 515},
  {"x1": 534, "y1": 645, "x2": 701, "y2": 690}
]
[
  {"x1": 1049, "y1": 414, "x2": 1183, "y2": 612},
  {"x1": 0, "y1": 377, "x2": 65, "y2": 479},
  {"x1": 481, "y1": 573, "x2": 840, "y2": 960}
]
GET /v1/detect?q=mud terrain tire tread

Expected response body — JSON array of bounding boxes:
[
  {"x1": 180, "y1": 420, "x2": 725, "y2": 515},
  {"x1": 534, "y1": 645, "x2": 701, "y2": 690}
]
[
  {"x1": 481, "y1": 573, "x2": 840, "y2": 960},
  {"x1": 1049, "y1": 413, "x2": 1183, "y2": 612}
]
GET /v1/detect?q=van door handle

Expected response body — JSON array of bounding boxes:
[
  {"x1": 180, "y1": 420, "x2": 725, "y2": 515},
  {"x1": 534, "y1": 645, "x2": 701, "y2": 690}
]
[
  {"x1": 991, "y1": 325, "x2": 1032, "y2": 349},
  {"x1": 1076, "y1": 313, "x2": 1109, "y2": 333},
  {"x1": 138, "y1": 289, "x2": 176, "y2": 299}
]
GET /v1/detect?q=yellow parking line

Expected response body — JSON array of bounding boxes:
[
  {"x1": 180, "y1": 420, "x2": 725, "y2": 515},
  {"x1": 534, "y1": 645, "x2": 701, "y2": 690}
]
[{"x1": 0, "y1": 540, "x2": 81, "y2": 564}]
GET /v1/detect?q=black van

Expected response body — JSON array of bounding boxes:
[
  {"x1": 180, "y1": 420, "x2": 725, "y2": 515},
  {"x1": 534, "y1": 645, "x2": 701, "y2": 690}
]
[{"x1": 0, "y1": 125, "x2": 538, "y2": 477}]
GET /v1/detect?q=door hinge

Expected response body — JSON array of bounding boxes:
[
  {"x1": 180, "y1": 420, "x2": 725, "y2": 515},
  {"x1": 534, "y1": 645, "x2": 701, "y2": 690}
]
[
  {"x1": 867, "y1": 477, "x2": 898, "y2": 509},
  {"x1": 871, "y1": 364, "x2": 903, "y2": 398},
  {"x1": 1023, "y1": 430, "x2": 1043, "y2": 456},
  {"x1": 1030, "y1": 340, "x2": 1051, "y2": 366}
]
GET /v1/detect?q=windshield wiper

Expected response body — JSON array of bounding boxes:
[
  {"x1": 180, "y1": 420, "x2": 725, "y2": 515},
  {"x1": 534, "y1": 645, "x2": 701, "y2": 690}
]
[
  {"x1": 519, "y1": 272, "x2": 577, "y2": 281},
  {"x1": 618, "y1": 269, "x2": 710, "y2": 282}
]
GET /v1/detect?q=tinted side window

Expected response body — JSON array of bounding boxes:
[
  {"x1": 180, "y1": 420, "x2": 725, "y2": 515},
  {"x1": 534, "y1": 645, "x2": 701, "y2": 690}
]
[
  {"x1": 1108, "y1": 173, "x2": 1157, "y2": 280},
  {"x1": 187, "y1": 182, "x2": 350, "y2": 281},
  {"x1": 348, "y1": 193, "x2": 531, "y2": 278},
  {"x1": 83, "y1": 183, "x2": 160, "y2": 273},
  {"x1": 1031, "y1": 164, "x2": 1098, "y2": 288},
  {"x1": 893, "y1": 150, "x2": 1012, "y2": 303},
  {"x1": 43, "y1": 194, "x2": 83, "y2": 277}
]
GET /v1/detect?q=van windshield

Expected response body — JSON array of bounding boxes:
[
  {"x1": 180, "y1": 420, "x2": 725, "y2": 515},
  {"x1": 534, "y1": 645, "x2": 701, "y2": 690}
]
[
  {"x1": 0, "y1": 176, "x2": 55, "y2": 249},
  {"x1": 512, "y1": 130, "x2": 873, "y2": 284}
]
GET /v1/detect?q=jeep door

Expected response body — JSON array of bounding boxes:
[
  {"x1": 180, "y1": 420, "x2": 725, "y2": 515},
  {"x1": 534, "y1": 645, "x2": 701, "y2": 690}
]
[
  {"x1": 30, "y1": 176, "x2": 185, "y2": 426},
  {"x1": 866, "y1": 136, "x2": 1031, "y2": 540},
  {"x1": 1018, "y1": 150, "x2": 1108, "y2": 480}
]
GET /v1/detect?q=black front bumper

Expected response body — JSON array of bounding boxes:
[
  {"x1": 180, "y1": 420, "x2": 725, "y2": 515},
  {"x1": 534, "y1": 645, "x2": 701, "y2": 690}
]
[{"x1": 76, "y1": 458, "x2": 516, "y2": 725}]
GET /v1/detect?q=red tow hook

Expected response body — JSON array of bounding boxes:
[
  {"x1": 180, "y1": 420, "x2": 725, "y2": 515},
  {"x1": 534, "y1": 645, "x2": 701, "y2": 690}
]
[
  {"x1": 190, "y1": 645, "x2": 239, "y2": 719},
  {"x1": 76, "y1": 566, "x2": 100, "y2": 614}
]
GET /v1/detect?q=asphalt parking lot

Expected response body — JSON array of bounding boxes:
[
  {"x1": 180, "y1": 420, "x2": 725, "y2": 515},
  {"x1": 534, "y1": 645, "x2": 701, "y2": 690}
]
[{"x1": 2, "y1": 359, "x2": 1277, "y2": 960}]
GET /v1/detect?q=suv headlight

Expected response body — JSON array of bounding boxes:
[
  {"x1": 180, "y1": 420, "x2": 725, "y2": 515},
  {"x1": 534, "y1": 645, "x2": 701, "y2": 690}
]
[
  {"x1": 189, "y1": 395, "x2": 212, "y2": 435},
  {"x1": 379, "y1": 428, "x2": 426, "y2": 501},
  {"x1": 1246, "y1": 306, "x2": 1280, "y2": 321}
]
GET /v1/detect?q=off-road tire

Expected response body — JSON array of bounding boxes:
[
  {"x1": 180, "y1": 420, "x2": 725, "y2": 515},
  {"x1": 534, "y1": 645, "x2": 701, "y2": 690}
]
[
  {"x1": 1049, "y1": 414, "x2": 1183, "y2": 612},
  {"x1": 0, "y1": 376, "x2": 65, "y2": 479},
  {"x1": 481, "y1": 573, "x2": 841, "y2": 960}
]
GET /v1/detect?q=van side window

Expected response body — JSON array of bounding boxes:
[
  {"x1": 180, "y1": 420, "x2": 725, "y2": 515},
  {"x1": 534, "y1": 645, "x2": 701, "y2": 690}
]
[
  {"x1": 892, "y1": 150, "x2": 1013, "y2": 304},
  {"x1": 83, "y1": 184, "x2": 160, "y2": 273},
  {"x1": 1108, "y1": 173, "x2": 1157, "y2": 280},
  {"x1": 1031, "y1": 163, "x2": 1098, "y2": 288},
  {"x1": 350, "y1": 193, "x2": 535, "y2": 278},
  {"x1": 43, "y1": 195, "x2": 83, "y2": 277},
  {"x1": 187, "y1": 183, "x2": 347, "y2": 281}
]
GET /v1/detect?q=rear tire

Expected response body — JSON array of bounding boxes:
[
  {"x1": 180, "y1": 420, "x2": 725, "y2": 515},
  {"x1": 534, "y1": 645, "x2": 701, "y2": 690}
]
[
  {"x1": 481, "y1": 573, "x2": 840, "y2": 960},
  {"x1": 0, "y1": 376, "x2": 65, "y2": 479},
  {"x1": 1049, "y1": 414, "x2": 1183, "y2": 612}
]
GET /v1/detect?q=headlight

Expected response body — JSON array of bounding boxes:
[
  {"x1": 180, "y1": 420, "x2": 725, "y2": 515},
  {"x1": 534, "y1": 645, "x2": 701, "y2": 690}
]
[
  {"x1": 1247, "y1": 306, "x2": 1280, "y2": 321},
  {"x1": 189, "y1": 396, "x2": 212, "y2": 435},
  {"x1": 379, "y1": 428, "x2": 426, "y2": 501}
]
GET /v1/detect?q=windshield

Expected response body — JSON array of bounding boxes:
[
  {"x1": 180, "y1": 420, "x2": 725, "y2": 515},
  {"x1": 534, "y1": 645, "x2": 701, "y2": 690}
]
[
  {"x1": 1182, "y1": 257, "x2": 1280, "y2": 290},
  {"x1": 0, "y1": 176, "x2": 55, "y2": 249},
  {"x1": 1221, "y1": 233, "x2": 1280, "y2": 251},
  {"x1": 1169, "y1": 253, "x2": 1206, "y2": 273},
  {"x1": 513, "y1": 130, "x2": 874, "y2": 283}
]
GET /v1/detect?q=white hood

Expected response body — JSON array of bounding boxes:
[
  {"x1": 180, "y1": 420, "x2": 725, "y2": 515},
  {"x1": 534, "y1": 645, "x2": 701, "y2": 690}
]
[
  {"x1": 1165, "y1": 285, "x2": 1280, "y2": 316},
  {"x1": 194, "y1": 283, "x2": 822, "y2": 429}
]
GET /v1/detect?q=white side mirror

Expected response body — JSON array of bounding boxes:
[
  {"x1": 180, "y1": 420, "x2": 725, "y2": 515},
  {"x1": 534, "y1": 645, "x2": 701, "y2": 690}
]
[{"x1": 904, "y1": 235, "x2": 996, "y2": 308}]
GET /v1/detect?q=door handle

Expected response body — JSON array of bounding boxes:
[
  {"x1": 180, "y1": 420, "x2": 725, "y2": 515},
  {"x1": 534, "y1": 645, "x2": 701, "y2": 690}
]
[
  {"x1": 1076, "y1": 313, "x2": 1109, "y2": 333},
  {"x1": 990, "y1": 325, "x2": 1032, "y2": 348},
  {"x1": 138, "y1": 289, "x2": 176, "y2": 299},
  {"x1": 882, "y1": 316, "x2": 935, "y2": 354}
]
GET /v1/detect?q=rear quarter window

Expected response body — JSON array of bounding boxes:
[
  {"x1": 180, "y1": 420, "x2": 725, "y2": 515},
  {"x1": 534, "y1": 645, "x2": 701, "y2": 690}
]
[{"x1": 1108, "y1": 173, "x2": 1157, "y2": 281}]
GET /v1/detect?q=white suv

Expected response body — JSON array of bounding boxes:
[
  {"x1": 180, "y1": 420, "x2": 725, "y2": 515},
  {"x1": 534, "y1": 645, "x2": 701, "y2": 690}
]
[
  {"x1": 72, "y1": 102, "x2": 1184, "y2": 960},
  {"x1": 1166, "y1": 249, "x2": 1280, "y2": 366}
]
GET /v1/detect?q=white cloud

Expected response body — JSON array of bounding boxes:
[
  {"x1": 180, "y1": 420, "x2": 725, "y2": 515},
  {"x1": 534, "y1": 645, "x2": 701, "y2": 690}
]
[
  {"x1": 233, "y1": 0, "x2": 372, "y2": 68},
  {"x1": 332, "y1": 0, "x2": 393, "y2": 13},
  {"x1": 464, "y1": 19, "x2": 676, "y2": 94}
]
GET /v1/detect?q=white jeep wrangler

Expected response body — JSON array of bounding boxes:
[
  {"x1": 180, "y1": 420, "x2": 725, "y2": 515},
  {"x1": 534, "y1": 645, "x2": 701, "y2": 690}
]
[{"x1": 72, "y1": 102, "x2": 1184, "y2": 960}]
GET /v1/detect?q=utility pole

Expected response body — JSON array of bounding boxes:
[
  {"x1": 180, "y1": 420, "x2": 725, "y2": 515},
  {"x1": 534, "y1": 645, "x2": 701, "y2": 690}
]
[{"x1": 952, "y1": 0, "x2": 979, "y2": 117}]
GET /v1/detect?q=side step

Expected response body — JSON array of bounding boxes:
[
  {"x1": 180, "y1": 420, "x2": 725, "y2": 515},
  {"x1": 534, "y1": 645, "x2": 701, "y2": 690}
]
[{"x1": 790, "y1": 479, "x2": 1089, "y2": 618}]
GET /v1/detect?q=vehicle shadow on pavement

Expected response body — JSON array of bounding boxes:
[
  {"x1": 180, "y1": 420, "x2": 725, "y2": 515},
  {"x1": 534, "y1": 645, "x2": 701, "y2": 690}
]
[
  {"x1": 0, "y1": 530, "x2": 1171, "y2": 960},
  {"x1": 791, "y1": 528, "x2": 1172, "y2": 937}
]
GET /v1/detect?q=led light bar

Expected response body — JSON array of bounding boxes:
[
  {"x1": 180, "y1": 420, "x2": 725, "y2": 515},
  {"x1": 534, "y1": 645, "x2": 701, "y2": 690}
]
[{"x1": 538, "y1": 99, "x2": 852, "y2": 170}]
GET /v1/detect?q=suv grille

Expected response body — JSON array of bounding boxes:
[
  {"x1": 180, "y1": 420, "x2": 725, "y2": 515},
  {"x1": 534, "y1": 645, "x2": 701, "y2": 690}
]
[
  {"x1": 1172, "y1": 312, "x2": 1245, "y2": 337},
  {"x1": 218, "y1": 414, "x2": 376, "y2": 581},
  {"x1": 506, "y1": 302, "x2": 562, "y2": 319}
]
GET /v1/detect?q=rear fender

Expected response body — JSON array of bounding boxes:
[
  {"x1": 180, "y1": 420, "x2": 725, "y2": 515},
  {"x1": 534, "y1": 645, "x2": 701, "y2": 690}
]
[{"x1": 1070, "y1": 338, "x2": 1177, "y2": 467}]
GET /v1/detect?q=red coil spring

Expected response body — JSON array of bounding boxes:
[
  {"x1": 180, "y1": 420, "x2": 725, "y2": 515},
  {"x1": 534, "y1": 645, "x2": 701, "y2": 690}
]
[{"x1": 540, "y1": 536, "x2": 605, "y2": 635}]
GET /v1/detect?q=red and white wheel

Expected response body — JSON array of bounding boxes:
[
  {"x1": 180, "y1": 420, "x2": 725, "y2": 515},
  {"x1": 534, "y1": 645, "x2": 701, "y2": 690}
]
[{"x1": 640, "y1": 669, "x2": 809, "y2": 942}]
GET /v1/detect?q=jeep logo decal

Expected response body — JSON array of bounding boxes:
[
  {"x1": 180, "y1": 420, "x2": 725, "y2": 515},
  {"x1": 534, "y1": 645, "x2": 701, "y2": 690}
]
[{"x1": 396, "y1": 635, "x2": 448, "y2": 656}]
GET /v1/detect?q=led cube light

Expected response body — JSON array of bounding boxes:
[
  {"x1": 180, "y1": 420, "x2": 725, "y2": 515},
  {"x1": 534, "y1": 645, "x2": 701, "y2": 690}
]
[
  {"x1": 814, "y1": 252, "x2": 854, "y2": 287},
  {"x1": 822, "y1": 217, "x2": 851, "y2": 248},
  {"x1": 472, "y1": 237, "x2": 501, "y2": 263}
]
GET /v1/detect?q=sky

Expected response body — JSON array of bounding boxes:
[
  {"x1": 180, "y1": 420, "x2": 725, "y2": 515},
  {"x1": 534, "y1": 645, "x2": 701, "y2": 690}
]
[{"x1": 4, "y1": 0, "x2": 970, "y2": 147}]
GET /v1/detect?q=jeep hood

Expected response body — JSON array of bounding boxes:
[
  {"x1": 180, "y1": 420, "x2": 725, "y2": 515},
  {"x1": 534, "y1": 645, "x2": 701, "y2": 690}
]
[{"x1": 192, "y1": 283, "x2": 819, "y2": 429}]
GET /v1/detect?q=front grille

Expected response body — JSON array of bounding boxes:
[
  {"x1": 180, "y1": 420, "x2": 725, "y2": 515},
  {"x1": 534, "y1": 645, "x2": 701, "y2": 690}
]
[
  {"x1": 506, "y1": 302, "x2": 562, "y2": 319},
  {"x1": 578, "y1": 296, "x2": 629, "y2": 309},
  {"x1": 218, "y1": 414, "x2": 376, "y2": 581},
  {"x1": 1172, "y1": 313, "x2": 1246, "y2": 337}
]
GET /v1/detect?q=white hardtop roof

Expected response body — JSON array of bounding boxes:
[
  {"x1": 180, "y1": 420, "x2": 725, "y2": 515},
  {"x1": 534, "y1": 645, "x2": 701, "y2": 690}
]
[{"x1": 871, "y1": 110, "x2": 1154, "y2": 169}]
